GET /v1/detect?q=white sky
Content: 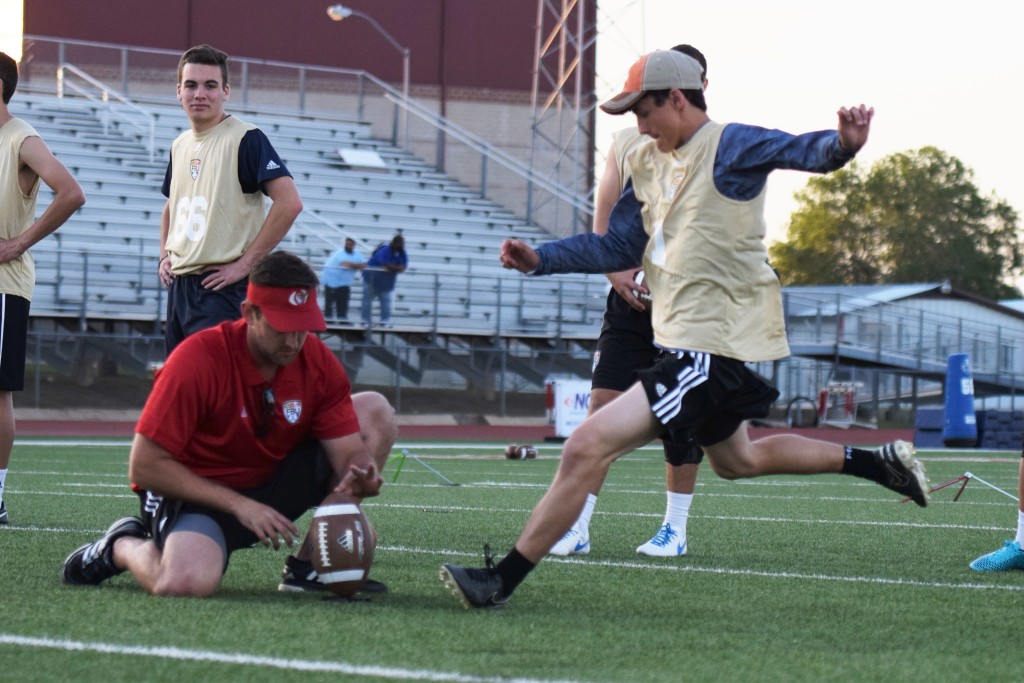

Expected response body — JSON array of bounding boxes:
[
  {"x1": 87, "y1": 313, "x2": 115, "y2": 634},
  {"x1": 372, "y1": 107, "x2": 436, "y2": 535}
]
[
  {"x1": 595, "y1": 0, "x2": 1024, "y2": 246},
  {"x1": 0, "y1": 0, "x2": 22, "y2": 60}
]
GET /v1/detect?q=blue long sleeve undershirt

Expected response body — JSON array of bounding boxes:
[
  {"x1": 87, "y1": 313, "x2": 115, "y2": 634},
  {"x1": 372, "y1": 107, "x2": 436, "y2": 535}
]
[{"x1": 533, "y1": 123, "x2": 855, "y2": 275}]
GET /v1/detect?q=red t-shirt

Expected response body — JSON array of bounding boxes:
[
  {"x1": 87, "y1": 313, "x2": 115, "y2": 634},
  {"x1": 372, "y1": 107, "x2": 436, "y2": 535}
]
[{"x1": 135, "y1": 319, "x2": 360, "y2": 489}]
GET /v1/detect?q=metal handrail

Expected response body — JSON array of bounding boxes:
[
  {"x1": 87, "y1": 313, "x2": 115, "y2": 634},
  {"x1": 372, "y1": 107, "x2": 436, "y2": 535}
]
[
  {"x1": 388, "y1": 92, "x2": 593, "y2": 216},
  {"x1": 56, "y1": 63, "x2": 156, "y2": 162}
]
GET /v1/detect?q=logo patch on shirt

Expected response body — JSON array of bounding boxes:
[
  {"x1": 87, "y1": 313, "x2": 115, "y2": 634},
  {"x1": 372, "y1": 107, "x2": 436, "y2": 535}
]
[
  {"x1": 592, "y1": 350, "x2": 601, "y2": 373},
  {"x1": 190, "y1": 158, "x2": 201, "y2": 180},
  {"x1": 655, "y1": 383, "x2": 667, "y2": 397},
  {"x1": 266, "y1": 160, "x2": 281, "y2": 171},
  {"x1": 670, "y1": 174, "x2": 685, "y2": 198},
  {"x1": 282, "y1": 400, "x2": 302, "y2": 424}
]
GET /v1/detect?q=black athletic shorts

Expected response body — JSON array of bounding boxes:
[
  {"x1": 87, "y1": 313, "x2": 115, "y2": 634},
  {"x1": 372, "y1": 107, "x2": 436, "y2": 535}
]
[
  {"x1": 138, "y1": 441, "x2": 334, "y2": 555},
  {"x1": 593, "y1": 291, "x2": 702, "y2": 466},
  {"x1": 592, "y1": 290, "x2": 656, "y2": 392},
  {"x1": 0, "y1": 294, "x2": 29, "y2": 391},
  {"x1": 165, "y1": 274, "x2": 247, "y2": 355},
  {"x1": 637, "y1": 350, "x2": 780, "y2": 447}
]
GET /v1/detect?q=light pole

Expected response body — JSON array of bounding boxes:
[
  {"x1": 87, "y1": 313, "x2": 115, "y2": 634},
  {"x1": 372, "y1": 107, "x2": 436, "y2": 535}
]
[{"x1": 327, "y1": 4, "x2": 411, "y2": 147}]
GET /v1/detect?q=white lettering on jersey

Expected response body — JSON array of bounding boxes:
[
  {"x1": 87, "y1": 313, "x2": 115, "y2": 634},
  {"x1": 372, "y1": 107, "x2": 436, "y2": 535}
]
[
  {"x1": 174, "y1": 196, "x2": 209, "y2": 242},
  {"x1": 649, "y1": 218, "x2": 667, "y2": 267}
]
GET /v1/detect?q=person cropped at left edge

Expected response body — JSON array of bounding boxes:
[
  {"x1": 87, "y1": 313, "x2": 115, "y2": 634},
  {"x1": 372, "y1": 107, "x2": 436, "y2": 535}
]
[
  {"x1": 0, "y1": 52, "x2": 86, "y2": 525},
  {"x1": 61, "y1": 252, "x2": 397, "y2": 597},
  {"x1": 159, "y1": 44, "x2": 302, "y2": 356}
]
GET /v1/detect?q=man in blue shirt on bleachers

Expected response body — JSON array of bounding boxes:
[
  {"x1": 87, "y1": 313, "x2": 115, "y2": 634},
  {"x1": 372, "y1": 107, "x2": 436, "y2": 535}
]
[{"x1": 322, "y1": 237, "x2": 365, "y2": 322}]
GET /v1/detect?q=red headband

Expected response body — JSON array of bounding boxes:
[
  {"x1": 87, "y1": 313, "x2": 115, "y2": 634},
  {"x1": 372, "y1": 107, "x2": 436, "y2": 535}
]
[{"x1": 246, "y1": 282, "x2": 326, "y2": 332}]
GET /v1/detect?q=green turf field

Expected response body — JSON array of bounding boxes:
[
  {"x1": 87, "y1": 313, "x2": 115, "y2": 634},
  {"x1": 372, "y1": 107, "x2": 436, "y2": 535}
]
[{"x1": 1, "y1": 438, "x2": 1021, "y2": 682}]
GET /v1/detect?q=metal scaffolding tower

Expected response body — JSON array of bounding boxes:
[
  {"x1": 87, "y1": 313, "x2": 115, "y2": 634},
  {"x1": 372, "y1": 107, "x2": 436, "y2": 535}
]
[{"x1": 529, "y1": 0, "x2": 598, "y2": 236}]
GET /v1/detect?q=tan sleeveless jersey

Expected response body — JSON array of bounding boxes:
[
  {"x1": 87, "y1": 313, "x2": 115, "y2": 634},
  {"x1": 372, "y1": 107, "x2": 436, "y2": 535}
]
[
  {"x1": 628, "y1": 121, "x2": 789, "y2": 362},
  {"x1": 0, "y1": 118, "x2": 40, "y2": 299},
  {"x1": 164, "y1": 116, "x2": 265, "y2": 275}
]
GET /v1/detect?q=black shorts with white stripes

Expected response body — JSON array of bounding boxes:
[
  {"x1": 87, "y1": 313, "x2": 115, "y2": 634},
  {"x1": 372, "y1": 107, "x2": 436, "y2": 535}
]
[
  {"x1": 592, "y1": 293, "x2": 703, "y2": 465},
  {"x1": 636, "y1": 351, "x2": 779, "y2": 447}
]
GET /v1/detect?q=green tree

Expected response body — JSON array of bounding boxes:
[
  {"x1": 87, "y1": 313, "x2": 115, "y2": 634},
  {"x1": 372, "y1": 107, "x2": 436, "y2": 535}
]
[{"x1": 769, "y1": 147, "x2": 1022, "y2": 299}]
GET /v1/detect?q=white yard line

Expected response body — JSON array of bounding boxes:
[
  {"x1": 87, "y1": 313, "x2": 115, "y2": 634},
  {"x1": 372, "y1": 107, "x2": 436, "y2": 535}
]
[{"x1": 0, "y1": 634, "x2": 593, "y2": 683}]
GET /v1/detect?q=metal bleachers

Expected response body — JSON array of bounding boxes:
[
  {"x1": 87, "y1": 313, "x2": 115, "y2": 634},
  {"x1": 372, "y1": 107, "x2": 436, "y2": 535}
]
[{"x1": 10, "y1": 90, "x2": 609, "y2": 342}]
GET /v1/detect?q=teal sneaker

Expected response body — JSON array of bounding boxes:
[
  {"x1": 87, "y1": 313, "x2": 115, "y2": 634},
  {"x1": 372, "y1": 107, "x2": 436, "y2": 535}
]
[{"x1": 969, "y1": 540, "x2": 1024, "y2": 571}]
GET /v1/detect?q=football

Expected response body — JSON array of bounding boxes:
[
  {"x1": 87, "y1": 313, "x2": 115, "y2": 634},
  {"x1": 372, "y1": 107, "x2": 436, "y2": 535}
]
[
  {"x1": 504, "y1": 444, "x2": 538, "y2": 459},
  {"x1": 631, "y1": 270, "x2": 652, "y2": 303},
  {"x1": 309, "y1": 491, "x2": 376, "y2": 597}
]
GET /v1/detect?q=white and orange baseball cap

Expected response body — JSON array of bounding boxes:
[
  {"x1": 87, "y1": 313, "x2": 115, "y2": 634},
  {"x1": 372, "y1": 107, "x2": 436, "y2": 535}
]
[{"x1": 600, "y1": 50, "x2": 705, "y2": 115}]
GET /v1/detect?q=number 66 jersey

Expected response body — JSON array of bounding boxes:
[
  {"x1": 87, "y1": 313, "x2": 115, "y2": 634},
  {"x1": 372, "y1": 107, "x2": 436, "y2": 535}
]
[{"x1": 162, "y1": 115, "x2": 291, "y2": 276}]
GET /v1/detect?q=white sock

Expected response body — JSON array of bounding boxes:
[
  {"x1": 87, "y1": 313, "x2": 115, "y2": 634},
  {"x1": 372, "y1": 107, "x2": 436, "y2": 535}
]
[
  {"x1": 576, "y1": 493, "x2": 598, "y2": 535},
  {"x1": 1015, "y1": 509, "x2": 1024, "y2": 547},
  {"x1": 0, "y1": 468, "x2": 6, "y2": 504},
  {"x1": 663, "y1": 491, "x2": 694, "y2": 536}
]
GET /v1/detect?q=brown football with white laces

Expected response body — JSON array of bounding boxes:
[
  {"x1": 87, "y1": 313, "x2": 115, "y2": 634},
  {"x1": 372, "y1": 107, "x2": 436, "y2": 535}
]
[{"x1": 309, "y1": 491, "x2": 376, "y2": 597}]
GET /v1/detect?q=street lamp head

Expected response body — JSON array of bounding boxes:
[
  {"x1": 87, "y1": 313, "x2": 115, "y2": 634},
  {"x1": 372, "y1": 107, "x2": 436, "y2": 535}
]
[
  {"x1": 326, "y1": 4, "x2": 353, "y2": 21},
  {"x1": 324, "y1": 1, "x2": 411, "y2": 145}
]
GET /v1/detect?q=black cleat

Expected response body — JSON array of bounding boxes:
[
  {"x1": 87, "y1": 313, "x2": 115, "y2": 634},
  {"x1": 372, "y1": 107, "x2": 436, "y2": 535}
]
[
  {"x1": 358, "y1": 578, "x2": 389, "y2": 594},
  {"x1": 0, "y1": 500, "x2": 7, "y2": 524},
  {"x1": 61, "y1": 516, "x2": 147, "y2": 585},
  {"x1": 873, "y1": 440, "x2": 930, "y2": 507},
  {"x1": 278, "y1": 555, "x2": 387, "y2": 594},
  {"x1": 278, "y1": 555, "x2": 329, "y2": 593},
  {"x1": 439, "y1": 545, "x2": 508, "y2": 609}
]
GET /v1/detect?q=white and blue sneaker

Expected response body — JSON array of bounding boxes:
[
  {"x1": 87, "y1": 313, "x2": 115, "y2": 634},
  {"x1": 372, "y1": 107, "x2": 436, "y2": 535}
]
[
  {"x1": 548, "y1": 525, "x2": 590, "y2": 556},
  {"x1": 970, "y1": 540, "x2": 1024, "y2": 571},
  {"x1": 636, "y1": 522, "x2": 687, "y2": 557}
]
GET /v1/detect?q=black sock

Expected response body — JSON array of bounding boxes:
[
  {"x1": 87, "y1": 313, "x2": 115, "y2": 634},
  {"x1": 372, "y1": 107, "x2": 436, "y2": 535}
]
[
  {"x1": 495, "y1": 547, "x2": 536, "y2": 597},
  {"x1": 841, "y1": 446, "x2": 879, "y2": 481}
]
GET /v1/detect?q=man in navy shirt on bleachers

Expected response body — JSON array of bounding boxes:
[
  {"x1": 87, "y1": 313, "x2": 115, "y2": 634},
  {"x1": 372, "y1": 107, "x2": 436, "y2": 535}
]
[{"x1": 361, "y1": 234, "x2": 408, "y2": 329}]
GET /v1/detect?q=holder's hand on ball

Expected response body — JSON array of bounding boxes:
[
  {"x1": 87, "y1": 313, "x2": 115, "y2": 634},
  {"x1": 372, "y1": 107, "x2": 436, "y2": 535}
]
[
  {"x1": 500, "y1": 239, "x2": 540, "y2": 273},
  {"x1": 337, "y1": 461, "x2": 383, "y2": 500}
]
